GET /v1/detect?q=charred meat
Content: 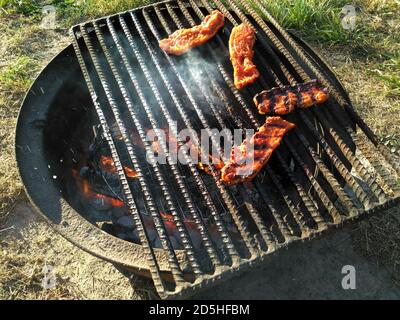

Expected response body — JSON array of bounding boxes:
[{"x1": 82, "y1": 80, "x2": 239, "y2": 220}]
[
  {"x1": 221, "y1": 117, "x2": 296, "y2": 185},
  {"x1": 229, "y1": 23, "x2": 260, "y2": 89},
  {"x1": 254, "y1": 79, "x2": 329, "y2": 115},
  {"x1": 159, "y1": 10, "x2": 224, "y2": 55}
]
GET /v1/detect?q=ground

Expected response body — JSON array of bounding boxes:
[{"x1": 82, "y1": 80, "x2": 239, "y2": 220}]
[{"x1": 0, "y1": 0, "x2": 399, "y2": 299}]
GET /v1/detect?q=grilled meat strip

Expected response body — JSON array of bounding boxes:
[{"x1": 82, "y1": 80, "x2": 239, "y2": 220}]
[
  {"x1": 254, "y1": 79, "x2": 329, "y2": 115},
  {"x1": 229, "y1": 23, "x2": 260, "y2": 89},
  {"x1": 159, "y1": 10, "x2": 224, "y2": 55},
  {"x1": 221, "y1": 117, "x2": 296, "y2": 185}
]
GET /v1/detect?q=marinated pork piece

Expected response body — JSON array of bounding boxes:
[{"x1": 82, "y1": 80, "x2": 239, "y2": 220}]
[
  {"x1": 159, "y1": 10, "x2": 225, "y2": 55},
  {"x1": 221, "y1": 117, "x2": 296, "y2": 185},
  {"x1": 254, "y1": 79, "x2": 329, "y2": 115},
  {"x1": 229, "y1": 23, "x2": 260, "y2": 89}
]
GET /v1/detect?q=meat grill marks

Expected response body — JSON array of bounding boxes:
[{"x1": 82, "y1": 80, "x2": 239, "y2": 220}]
[
  {"x1": 159, "y1": 9, "x2": 224, "y2": 55},
  {"x1": 254, "y1": 79, "x2": 329, "y2": 115},
  {"x1": 229, "y1": 23, "x2": 260, "y2": 89},
  {"x1": 221, "y1": 117, "x2": 296, "y2": 185}
]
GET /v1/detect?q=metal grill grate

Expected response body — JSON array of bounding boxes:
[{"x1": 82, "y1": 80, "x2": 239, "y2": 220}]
[{"x1": 70, "y1": 0, "x2": 400, "y2": 299}]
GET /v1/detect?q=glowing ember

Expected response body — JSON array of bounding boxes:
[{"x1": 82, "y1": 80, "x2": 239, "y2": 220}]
[
  {"x1": 66, "y1": 126, "x2": 240, "y2": 251},
  {"x1": 99, "y1": 155, "x2": 138, "y2": 179},
  {"x1": 159, "y1": 212, "x2": 177, "y2": 230},
  {"x1": 159, "y1": 212, "x2": 200, "y2": 233},
  {"x1": 72, "y1": 169, "x2": 125, "y2": 207}
]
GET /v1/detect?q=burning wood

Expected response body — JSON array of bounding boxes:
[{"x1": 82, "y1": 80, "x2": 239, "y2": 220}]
[
  {"x1": 99, "y1": 155, "x2": 138, "y2": 179},
  {"x1": 72, "y1": 169, "x2": 125, "y2": 207},
  {"x1": 72, "y1": 156, "x2": 224, "y2": 250}
]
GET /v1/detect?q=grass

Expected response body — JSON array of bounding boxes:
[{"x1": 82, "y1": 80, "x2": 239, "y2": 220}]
[
  {"x1": 371, "y1": 54, "x2": 400, "y2": 97},
  {"x1": 0, "y1": 217, "x2": 152, "y2": 299},
  {"x1": 0, "y1": 55, "x2": 37, "y2": 90},
  {"x1": 0, "y1": 0, "x2": 399, "y2": 299},
  {"x1": 0, "y1": 0, "x2": 155, "y2": 24},
  {"x1": 353, "y1": 207, "x2": 400, "y2": 286},
  {"x1": 0, "y1": 0, "x2": 41, "y2": 15},
  {"x1": 0, "y1": 239, "x2": 80, "y2": 299},
  {"x1": 0, "y1": 15, "x2": 52, "y2": 226},
  {"x1": 259, "y1": 0, "x2": 365, "y2": 44},
  {"x1": 259, "y1": 0, "x2": 400, "y2": 153}
]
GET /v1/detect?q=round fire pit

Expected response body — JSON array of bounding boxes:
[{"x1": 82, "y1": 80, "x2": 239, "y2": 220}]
[{"x1": 16, "y1": 5, "x2": 361, "y2": 295}]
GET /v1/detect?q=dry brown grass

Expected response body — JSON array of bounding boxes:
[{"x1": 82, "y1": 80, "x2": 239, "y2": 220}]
[
  {"x1": 0, "y1": 240, "x2": 81, "y2": 299},
  {"x1": 0, "y1": 203, "x2": 157, "y2": 299},
  {"x1": 318, "y1": 45, "x2": 400, "y2": 141},
  {"x1": 352, "y1": 207, "x2": 400, "y2": 286},
  {"x1": 0, "y1": 16, "x2": 69, "y2": 225}
]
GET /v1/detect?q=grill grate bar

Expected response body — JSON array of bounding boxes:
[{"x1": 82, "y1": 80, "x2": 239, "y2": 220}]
[
  {"x1": 218, "y1": 0, "x2": 388, "y2": 211},
  {"x1": 227, "y1": 0, "x2": 301, "y2": 86},
  {"x1": 175, "y1": 1, "x2": 325, "y2": 241},
  {"x1": 69, "y1": 27, "x2": 168, "y2": 296},
  {"x1": 91, "y1": 20, "x2": 207, "y2": 277},
  {"x1": 325, "y1": 106, "x2": 400, "y2": 192},
  {"x1": 315, "y1": 108, "x2": 387, "y2": 203},
  {"x1": 347, "y1": 107, "x2": 400, "y2": 174},
  {"x1": 169, "y1": 1, "x2": 284, "y2": 246},
  {"x1": 283, "y1": 139, "x2": 343, "y2": 224},
  {"x1": 128, "y1": 12, "x2": 244, "y2": 263},
  {"x1": 240, "y1": 0, "x2": 345, "y2": 105},
  {"x1": 113, "y1": 16, "x2": 222, "y2": 268},
  {"x1": 207, "y1": 0, "x2": 288, "y2": 87},
  {"x1": 294, "y1": 130, "x2": 360, "y2": 215},
  {"x1": 193, "y1": 1, "x2": 345, "y2": 228},
  {"x1": 175, "y1": 2, "x2": 360, "y2": 240},
  {"x1": 79, "y1": 23, "x2": 190, "y2": 290},
  {"x1": 142, "y1": 7, "x2": 260, "y2": 257},
  {"x1": 352, "y1": 138, "x2": 400, "y2": 195},
  {"x1": 183, "y1": 1, "x2": 343, "y2": 230},
  {"x1": 174, "y1": 1, "x2": 309, "y2": 239},
  {"x1": 202, "y1": 0, "x2": 367, "y2": 221},
  {"x1": 242, "y1": 0, "x2": 400, "y2": 177},
  {"x1": 273, "y1": 152, "x2": 327, "y2": 230},
  {"x1": 298, "y1": 111, "x2": 374, "y2": 209}
]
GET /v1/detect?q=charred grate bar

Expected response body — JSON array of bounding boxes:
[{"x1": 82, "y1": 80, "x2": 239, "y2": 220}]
[{"x1": 69, "y1": 0, "x2": 400, "y2": 299}]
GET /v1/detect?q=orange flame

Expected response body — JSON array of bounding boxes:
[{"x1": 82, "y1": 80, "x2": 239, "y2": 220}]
[
  {"x1": 99, "y1": 155, "x2": 138, "y2": 179},
  {"x1": 72, "y1": 169, "x2": 125, "y2": 207}
]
